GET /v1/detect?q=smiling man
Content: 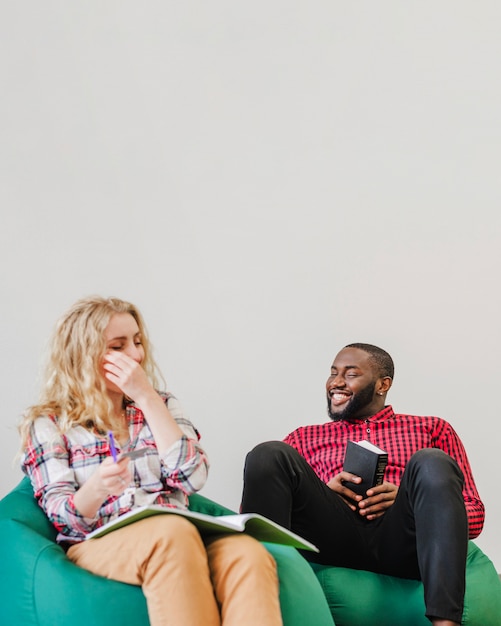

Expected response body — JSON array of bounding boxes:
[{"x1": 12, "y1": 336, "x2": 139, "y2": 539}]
[{"x1": 240, "y1": 343, "x2": 485, "y2": 626}]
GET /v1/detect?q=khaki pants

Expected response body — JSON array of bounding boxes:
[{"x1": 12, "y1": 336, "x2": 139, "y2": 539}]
[{"x1": 67, "y1": 515, "x2": 283, "y2": 626}]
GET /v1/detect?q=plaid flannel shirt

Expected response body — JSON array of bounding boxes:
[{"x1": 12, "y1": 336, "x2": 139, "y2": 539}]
[{"x1": 22, "y1": 392, "x2": 209, "y2": 544}]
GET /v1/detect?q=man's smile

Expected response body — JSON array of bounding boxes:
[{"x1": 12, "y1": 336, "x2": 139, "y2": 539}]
[{"x1": 329, "y1": 390, "x2": 352, "y2": 406}]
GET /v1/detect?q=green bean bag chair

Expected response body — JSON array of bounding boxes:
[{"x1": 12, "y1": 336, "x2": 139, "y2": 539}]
[
  {"x1": 310, "y1": 540, "x2": 501, "y2": 626},
  {"x1": 2, "y1": 479, "x2": 500, "y2": 626},
  {"x1": 0, "y1": 478, "x2": 334, "y2": 626}
]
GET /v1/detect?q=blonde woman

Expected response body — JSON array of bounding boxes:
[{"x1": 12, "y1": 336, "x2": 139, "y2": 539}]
[{"x1": 20, "y1": 296, "x2": 282, "y2": 626}]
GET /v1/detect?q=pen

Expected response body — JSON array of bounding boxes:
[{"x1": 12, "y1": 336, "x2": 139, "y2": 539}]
[{"x1": 108, "y1": 431, "x2": 118, "y2": 463}]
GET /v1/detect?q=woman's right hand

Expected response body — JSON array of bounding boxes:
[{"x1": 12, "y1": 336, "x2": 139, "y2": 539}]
[
  {"x1": 73, "y1": 456, "x2": 131, "y2": 519},
  {"x1": 98, "y1": 456, "x2": 132, "y2": 497}
]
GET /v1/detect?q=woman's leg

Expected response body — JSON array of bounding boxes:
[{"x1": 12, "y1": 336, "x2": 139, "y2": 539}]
[
  {"x1": 205, "y1": 534, "x2": 283, "y2": 626},
  {"x1": 68, "y1": 515, "x2": 221, "y2": 626}
]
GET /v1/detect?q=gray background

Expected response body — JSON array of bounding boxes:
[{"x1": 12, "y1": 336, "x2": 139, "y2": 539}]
[{"x1": 1, "y1": 3, "x2": 500, "y2": 571}]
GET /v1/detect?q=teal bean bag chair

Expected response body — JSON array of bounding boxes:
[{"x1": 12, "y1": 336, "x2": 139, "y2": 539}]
[
  {"x1": 310, "y1": 541, "x2": 501, "y2": 626},
  {"x1": 2, "y1": 478, "x2": 500, "y2": 626},
  {"x1": 0, "y1": 478, "x2": 334, "y2": 626}
]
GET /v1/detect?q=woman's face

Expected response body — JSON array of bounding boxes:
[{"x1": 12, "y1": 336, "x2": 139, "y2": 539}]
[{"x1": 102, "y1": 312, "x2": 145, "y2": 395}]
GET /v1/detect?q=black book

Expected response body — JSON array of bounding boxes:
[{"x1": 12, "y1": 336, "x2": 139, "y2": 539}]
[{"x1": 342, "y1": 440, "x2": 388, "y2": 496}]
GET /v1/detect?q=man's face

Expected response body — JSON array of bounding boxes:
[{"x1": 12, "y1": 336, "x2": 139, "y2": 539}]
[{"x1": 325, "y1": 347, "x2": 382, "y2": 422}]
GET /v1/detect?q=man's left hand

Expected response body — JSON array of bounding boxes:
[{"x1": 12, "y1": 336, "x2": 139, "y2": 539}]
[{"x1": 358, "y1": 481, "x2": 398, "y2": 520}]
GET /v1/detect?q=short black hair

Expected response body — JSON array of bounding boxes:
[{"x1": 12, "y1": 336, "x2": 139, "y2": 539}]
[{"x1": 344, "y1": 343, "x2": 394, "y2": 379}]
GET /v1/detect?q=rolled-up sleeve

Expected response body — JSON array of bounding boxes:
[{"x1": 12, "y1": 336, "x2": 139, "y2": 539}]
[
  {"x1": 158, "y1": 395, "x2": 210, "y2": 494},
  {"x1": 22, "y1": 417, "x2": 101, "y2": 539}
]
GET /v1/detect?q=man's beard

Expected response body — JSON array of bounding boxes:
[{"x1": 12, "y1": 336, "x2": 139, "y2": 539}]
[{"x1": 327, "y1": 381, "x2": 376, "y2": 422}]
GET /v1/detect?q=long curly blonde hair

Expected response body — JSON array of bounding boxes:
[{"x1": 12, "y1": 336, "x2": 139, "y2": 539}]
[{"x1": 19, "y1": 296, "x2": 162, "y2": 446}]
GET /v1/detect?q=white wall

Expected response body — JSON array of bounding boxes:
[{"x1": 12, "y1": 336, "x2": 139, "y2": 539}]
[{"x1": 1, "y1": 3, "x2": 499, "y2": 572}]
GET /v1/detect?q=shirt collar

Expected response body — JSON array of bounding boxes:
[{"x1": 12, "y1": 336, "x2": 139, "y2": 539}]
[
  {"x1": 367, "y1": 405, "x2": 395, "y2": 422},
  {"x1": 338, "y1": 405, "x2": 395, "y2": 424}
]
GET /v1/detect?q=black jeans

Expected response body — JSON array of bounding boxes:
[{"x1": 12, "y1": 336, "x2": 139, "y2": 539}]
[{"x1": 241, "y1": 441, "x2": 468, "y2": 623}]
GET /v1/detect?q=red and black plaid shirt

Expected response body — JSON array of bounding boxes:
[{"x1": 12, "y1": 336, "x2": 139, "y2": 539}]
[{"x1": 283, "y1": 405, "x2": 484, "y2": 538}]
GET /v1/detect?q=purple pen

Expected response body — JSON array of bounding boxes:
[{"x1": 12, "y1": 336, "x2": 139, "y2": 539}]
[{"x1": 108, "y1": 431, "x2": 118, "y2": 462}]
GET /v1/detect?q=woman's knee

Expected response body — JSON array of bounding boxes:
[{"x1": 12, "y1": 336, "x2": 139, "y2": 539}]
[
  {"x1": 207, "y1": 534, "x2": 277, "y2": 579},
  {"x1": 134, "y1": 514, "x2": 205, "y2": 554}
]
